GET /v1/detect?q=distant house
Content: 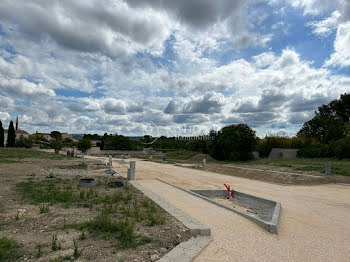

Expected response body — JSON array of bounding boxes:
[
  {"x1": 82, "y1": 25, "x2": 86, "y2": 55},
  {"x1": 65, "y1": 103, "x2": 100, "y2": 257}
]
[
  {"x1": 4, "y1": 129, "x2": 29, "y2": 146},
  {"x1": 35, "y1": 132, "x2": 52, "y2": 141},
  {"x1": 61, "y1": 132, "x2": 73, "y2": 140}
]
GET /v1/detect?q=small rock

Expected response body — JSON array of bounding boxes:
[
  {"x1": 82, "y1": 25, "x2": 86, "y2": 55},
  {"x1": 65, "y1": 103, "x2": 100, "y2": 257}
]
[
  {"x1": 163, "y1": 226, "x2": 171, "y2": 230},
  {"x1": 150, "y1": 254, "x2": 160, "y2": 261}
]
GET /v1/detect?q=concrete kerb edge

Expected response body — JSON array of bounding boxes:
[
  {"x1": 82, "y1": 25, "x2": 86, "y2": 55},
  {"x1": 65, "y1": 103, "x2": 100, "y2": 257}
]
[
  {"x1": 130, "y1": 181, "x2": 212, "y2": 262},
  {"x1": 156, "y1": 178, "x2": 282, "y2": 235}
]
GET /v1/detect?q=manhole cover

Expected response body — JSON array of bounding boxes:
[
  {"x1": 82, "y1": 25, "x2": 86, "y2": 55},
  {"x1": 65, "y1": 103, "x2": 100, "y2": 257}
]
[
  {"x1": 79, "y1": 178, "x2": 96, "y2": 187},
  {"x1": 107, "y1": 181, "x2": 124, "y2": 188}
]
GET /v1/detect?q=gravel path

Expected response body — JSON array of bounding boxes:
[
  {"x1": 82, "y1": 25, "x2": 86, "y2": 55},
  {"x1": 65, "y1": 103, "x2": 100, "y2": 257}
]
[{"x1": 87, "y1": 157, "x2": 350, "y2": 262}]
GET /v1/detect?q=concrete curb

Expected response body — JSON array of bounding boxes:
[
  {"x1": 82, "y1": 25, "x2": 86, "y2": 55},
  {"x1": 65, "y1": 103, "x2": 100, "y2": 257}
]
[
  {"x1": 130, "y1": 181, "x2": 212, "y2": 262},
  {"x1": 130, "y1": 181, "x2": 210, "y2": 236},
  {"x1": 156, "y1": 179, "x2": 282, "y2": 234},
  {"x1": 158, "y1": 236, "x2": 212, "y2": 262}
]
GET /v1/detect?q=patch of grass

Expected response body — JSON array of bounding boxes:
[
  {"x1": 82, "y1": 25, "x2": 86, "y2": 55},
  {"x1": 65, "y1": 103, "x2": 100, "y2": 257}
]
[
  {"x1": 79, "y1": 231, "x2": 86, "y2": 240},
  {"x1": 78, "y1": 162, "x2": 88, "y2": 168},
  {"x1": 223, "y1": 158, "x2": 350, "y2": 176},
  {"x1": 0, "y1": 237, "x2": 24, "y2": 261},
  {"x1": 73, "y1": 240, "x2": 85, "y2": 259},
  {"x1": 0, "y1": 148, "x2": 69, "y2": 163},
  {"x1": 70, "y1": 212, "x2": 148, "y2": 249},
  {"x1": 146, "y1": 212, "x2": 166, "y2": 226},
  {"x1": 36, "y1": 244, "x2": 44, "y2": 258},
  {"x1": 51, "y1": 234, "x2": 61, "y2": 251},
  {"x1": 39, "y1": 204, "x2": 50, "y2": 213},
  {"x1": 14, "y1": 213, "x2": 20, "y2": 221},
  {"x1": 16, "y1": 179, "x2": 103, "y2": 209}
]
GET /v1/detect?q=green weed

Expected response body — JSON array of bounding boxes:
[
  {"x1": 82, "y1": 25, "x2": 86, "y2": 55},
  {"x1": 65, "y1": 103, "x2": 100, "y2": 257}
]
[
  {"x1": 51, "y1": 234, "x2": 61, "y2": 251},
  {"x1": 36, "y1": 244, "x2": 44, "y2": 258},
  {"x1": 0, "y1": 237, "x2": 23, "y2": 261},
  {"x1": 79, "y1": 231, "x2": 86, "y2": 241},
  {"x1": 73, "y1": 240, "x2": 85, "y2": 259},
  {"x1": 39, "y1": 204, "x2": 50, "y2": 214}
]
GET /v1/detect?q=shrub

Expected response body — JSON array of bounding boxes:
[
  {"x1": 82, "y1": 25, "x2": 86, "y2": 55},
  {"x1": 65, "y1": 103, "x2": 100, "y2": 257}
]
[
  {"x1": 330, "y1": 137, "x2": 350, "y2": 159},
  {"x1": 257, "y1": 136, "x2": 308, "y2": 158},
  {"x1": 297, "y1": 144, "x2": 330, "y2": 158},
  {"x1": 15, "y1": 137, "x2": 33, "y2": 148}
]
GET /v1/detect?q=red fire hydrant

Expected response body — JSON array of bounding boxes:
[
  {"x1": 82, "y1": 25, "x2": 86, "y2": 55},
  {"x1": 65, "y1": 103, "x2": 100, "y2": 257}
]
[{"x1": 224, "y1": 184, "x2": 234, "y2": 199}]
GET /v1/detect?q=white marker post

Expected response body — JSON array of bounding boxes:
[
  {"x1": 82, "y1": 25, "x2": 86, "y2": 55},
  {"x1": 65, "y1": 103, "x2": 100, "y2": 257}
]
[{"x1": 128, "y1": 161, "x2": 136, "y2": 180}]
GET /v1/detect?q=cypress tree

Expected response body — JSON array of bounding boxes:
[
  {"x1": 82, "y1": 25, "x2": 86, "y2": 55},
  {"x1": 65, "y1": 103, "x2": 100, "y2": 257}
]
[
  {"x1": 0, "y1": 120, "x2": 4, "y2": 147},
  {"x1": 6, "y1": 120, "x2": 16, "y2": 147}
]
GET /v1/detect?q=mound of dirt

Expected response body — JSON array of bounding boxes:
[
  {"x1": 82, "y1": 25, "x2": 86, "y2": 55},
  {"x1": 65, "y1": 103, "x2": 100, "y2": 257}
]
[{"x1": 190, "y1": 154, "x2": 215, "y2": 162}]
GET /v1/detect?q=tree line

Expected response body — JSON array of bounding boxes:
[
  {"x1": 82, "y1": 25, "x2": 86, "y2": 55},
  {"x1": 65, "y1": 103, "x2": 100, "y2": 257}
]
[{"x1": 1, "y1": 92, "x2": 349, "y2": 160}]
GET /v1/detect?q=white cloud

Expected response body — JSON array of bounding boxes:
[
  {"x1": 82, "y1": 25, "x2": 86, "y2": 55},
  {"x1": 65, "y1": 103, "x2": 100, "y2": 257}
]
[
  {"x1": 308, "y1": 11, "x2": 341, "y2": 36},
  {"x1": 287, "y1": 0, "x2": 344, "y2": 16},
  {"x1": 324, "y1": 22, "x2": 350, "y2": 67}
]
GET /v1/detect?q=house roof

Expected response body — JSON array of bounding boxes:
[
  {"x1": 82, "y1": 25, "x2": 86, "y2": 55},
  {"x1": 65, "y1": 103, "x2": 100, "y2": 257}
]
[{"x1": 4, "y1": 129, "x2": 29, "y2": 134}]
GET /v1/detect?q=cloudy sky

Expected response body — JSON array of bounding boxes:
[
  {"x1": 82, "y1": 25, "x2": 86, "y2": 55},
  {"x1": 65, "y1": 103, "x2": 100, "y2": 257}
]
[{"x1": 0, "y1": 0, "x2": 350, "y2": 137}]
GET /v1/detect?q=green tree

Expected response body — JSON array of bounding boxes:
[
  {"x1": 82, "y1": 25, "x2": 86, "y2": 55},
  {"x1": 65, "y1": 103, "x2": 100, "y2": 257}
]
[
  {"x1": 209, "y1": 124, "x2": 256, "y2": 161},
  {"x1": 50, "y1": 131, "x2": 62, "y2": 141},
  {"x1": 298, "y1": 93, "x2": 350, "y2": 143},
  {"x1": 103, "y1": 135, "x2": 132, "y2": 150},
  {"x1": 77, "y1": 139, "x2": 92, "y2": 153},
  {"x1": 50, "y1": 140, "x2": 63, "y2": 154},
  {"x1": 0, "y1": 120, "x2": 4, "y2": 147},
  {"x1": 6, "y1": 121, "x2": 16, "y2": 147}
]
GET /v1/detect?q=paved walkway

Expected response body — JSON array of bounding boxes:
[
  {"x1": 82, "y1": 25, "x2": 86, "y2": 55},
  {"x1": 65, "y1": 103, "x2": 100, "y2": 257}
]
[{"x1": 89, "y1": 157, "x2": 350, "y2": 261}]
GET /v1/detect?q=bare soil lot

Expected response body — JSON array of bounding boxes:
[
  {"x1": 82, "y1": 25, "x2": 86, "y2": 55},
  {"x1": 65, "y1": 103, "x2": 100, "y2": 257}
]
[
  {"x1": 188, "y1": 163, "x2": 350, "y2": 185},
  {"x1": 0, "y1": 150, "x2": 190, "y2": 261}
]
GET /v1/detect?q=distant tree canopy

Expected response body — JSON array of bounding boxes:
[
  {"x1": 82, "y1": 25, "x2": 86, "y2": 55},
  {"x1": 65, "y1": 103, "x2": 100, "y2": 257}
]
[
  {"x1": 50, "y1": 131, "x2": 62, "y2": 141},
  {"x1": 0, "y1": 120, "x2": 4, "y2": 147},
  {"x1": 6, "y1": 121, "x2": 16, "y2": 147},
  {"x1": 209, "y1": 124, "x2": 257, "y2": 161},
  {"x1": 103, "y1": 135, "x2": 132, "y2": 150},
  {"x1": 83, "y1": 134, "x2": 101, "y2": 140},
  {"x1": 77, "y1": 139, "x2": 92, "y2": 153},
  {"x1": 298, "y1": 93, "x2": 350, "y2": 143}
]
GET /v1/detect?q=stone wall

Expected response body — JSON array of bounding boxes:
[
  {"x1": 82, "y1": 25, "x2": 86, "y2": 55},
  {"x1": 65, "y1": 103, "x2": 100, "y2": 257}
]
[{"x1": 268, "y1": 148, "x2": 299, "y2": 159}]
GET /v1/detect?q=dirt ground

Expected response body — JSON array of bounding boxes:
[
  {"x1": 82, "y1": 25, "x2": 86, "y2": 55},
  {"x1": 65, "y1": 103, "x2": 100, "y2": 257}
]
[
  {"x1": 185, "y1": 163, "x2": 350, "y2": 185},
  {"x1": 0, "y1": 157, "x2": 190, "y2": 261}
]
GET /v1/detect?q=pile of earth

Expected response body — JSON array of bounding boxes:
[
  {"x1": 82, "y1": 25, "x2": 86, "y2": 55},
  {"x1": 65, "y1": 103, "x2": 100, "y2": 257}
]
[{"x1": 190, "y1": 154, "x2": 215, "y2": 162}]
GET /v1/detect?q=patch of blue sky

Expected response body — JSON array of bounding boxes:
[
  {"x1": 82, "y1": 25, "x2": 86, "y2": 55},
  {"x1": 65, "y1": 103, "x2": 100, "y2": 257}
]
[
  {"x1": 214, "y1": 3, "x2": 337, "y2": 69},
  {"x1": 155, "y1": 88, "x2": 175, "y2": 98},
  {"x1": 55, "y1": 88, "x2": 103, "y2": 98},
  {"x1": 0, "y1": 44, "x2": 17, "y2": 57},
  {"x1": 137, "y1": 34, "x2": 177, "y2": 71},
  {"x1": 263, "y1": 5, "x2": 336, "y2": 68},
  {"x1": 330, "y1": 66, "x2": 350, "y2": 75}
]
